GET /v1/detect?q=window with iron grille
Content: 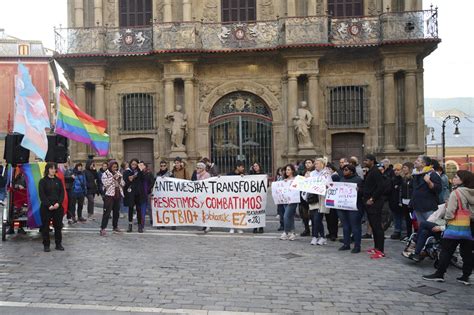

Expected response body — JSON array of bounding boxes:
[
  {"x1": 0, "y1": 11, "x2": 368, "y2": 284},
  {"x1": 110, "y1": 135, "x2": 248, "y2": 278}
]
[
  {"x1": 119, "y1": 0, "x2": 152, "y2": 27},
  {"x1": 222, "y1": 0, "x2": 256, "y2": 22},
  {"x1": 328, "y1": 0, "x2": 363, "y2": 17},
  {"x1": 327, "y1": 86, "x2": 368, "y2": 128},
  {"x1": 121, "y1": 93, "x2": 155, "y2": 132}
]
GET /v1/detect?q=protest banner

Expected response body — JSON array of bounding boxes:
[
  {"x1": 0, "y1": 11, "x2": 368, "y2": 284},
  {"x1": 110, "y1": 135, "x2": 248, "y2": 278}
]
[
  {"x1": 152, "y1": 175, "x2": 267, "y2": 228},
  {"x1": 290, "y1": 174, "x2": 329, "y2": 196},
  {"x1": 271, "y1": 180, "x2": 301, "y2": 204},
  {"x1": 324, "y1": 182, "x2": 358, "y2": 211}
]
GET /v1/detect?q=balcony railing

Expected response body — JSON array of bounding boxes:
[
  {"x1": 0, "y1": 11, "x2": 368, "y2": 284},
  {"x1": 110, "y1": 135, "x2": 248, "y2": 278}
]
[{"x1": 54, "y1": 9, "x2": 438, "y2": 55}]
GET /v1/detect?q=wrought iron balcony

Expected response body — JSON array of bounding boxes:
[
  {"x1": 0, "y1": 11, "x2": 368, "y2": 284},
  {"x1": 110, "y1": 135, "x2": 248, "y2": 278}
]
[{"x1": 54, "y1": 9, "x2": 438, "y2": 56}]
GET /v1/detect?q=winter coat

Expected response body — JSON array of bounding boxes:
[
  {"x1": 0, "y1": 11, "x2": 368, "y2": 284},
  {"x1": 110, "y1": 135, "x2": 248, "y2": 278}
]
[
  {"x1": 71, "y1": 170, "x2": 87, "y2": 197},
  {"x1": 38, "y1": 176, "x2": 64, "y2": 209},
  {"x1": 84, "y1": 161, "x2": 98, "y2": 195},
  {"x1": 410, "y1": 168, "x2": 442, "y2": 213},
  {"x1": 444, "y1": 187, "x2": 474, "y2": 220},
  {"x1": 123, "y1": 168, "x2": 146, "y2": 206},
  {"x1": 400, "y1": 176, "x2": 413, "y2": 206},
  {"x1": 362, "y1": 165, "x2": 385, "y2": 214},
  {"x1": 101, "y1": 169, "x2": 125, "y2": 198}
]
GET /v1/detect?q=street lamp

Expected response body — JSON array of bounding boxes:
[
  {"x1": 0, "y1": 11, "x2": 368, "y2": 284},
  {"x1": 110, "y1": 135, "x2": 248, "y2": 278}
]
[{"x1": 442, "y1": 115, "x2": 461, "y2": 166}]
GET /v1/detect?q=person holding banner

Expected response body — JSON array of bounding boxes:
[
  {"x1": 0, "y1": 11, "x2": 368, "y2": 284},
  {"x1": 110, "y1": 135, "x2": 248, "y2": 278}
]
[
  {"x1": 362, "y1": 154, "x2": 386, "y2": 259},
  {"x1": 309, "y1": 158, "x2": 332, "y2": 246},
  {"x1": 280, "y1": 164, "x2": 299, "y2": 241},
  {"x1": 38, "y1": 162, "x2": 65, "y2": 252},
  {"x1": 195, "y1": 162, "x2": 212, "y2": 233},
  {"x1": 337, "y1": 164, "x2": 363, "y2": 253},
  {"x1": 227, "y1": 161, "x2": 246, "y2": 234},
  {"x1": 250, "y1": 162, "x2": 265, "y2": 234}
]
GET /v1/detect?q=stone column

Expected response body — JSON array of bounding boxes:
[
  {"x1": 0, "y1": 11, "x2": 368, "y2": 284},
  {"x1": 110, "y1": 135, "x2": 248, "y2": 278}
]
[
  {"x1": 74, "y1": 0, "x2": 84, "y2": 27},
  {"x1": 308, "y1": 0, "x2": 317, "y2": 15},
  {"x1": 76, "y1": 83, "x2": 87, "y2": 159},
  {"x1": 94, "y1": 0, "x2": 103, "y2": 25},
  {"x1": 308, "y1": 74, "x2": 319, "y2": 149},
  {"x1": 376, "y1": 71, "x2": 385, "y2": 151},
  {"x1": 95, "y1": 82, "x2": 105, "y2": 120},
  {"x1": 164, "y1": 78, "x2": 175, "y2": 115},
  {"x1": 287, "y1": 0, "x2": 296, "y2": 16},
  {"x1": 287, "y1": 75, "x2": 298, "y2": 155},
  {"x1": 163, "y1": 0, "x2": 172, "y2": 22},
  {"x1": 405, "y1": 71, "x2": 418, "y2": 150},
  {"x1": 183, "y1": 0, "x2": 192, "y2": 21},
  {"x1": 383, "y1": 71, "x2": 397, "y2": 151},
  {"x1": 184, "y1": 78, "x2": 195, "y2": 155}
]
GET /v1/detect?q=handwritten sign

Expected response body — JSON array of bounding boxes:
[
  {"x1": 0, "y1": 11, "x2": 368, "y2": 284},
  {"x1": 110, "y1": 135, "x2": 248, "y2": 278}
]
[
  {"x1": 324, "y1": 182, "x2": 358, "y2": 211},
  {"x1": 152, "y1": 175, "x2": 267, "y2": 228},
  {"x1": 271, "y1": 180, "x2": 301, "y2": 204},
  {"x1": 290, "y1": 175, "x2": 329, "y2": 196}
]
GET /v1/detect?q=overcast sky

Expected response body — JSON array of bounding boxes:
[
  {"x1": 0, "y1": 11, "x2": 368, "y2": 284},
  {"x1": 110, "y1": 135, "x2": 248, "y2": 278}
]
[{"x1": 0, "y1": 0, "x2": 471, "y2": 98}]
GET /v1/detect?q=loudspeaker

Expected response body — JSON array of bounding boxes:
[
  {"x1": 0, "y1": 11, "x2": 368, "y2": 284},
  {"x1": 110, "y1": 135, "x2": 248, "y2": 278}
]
[
  {"x1": 3, "y1": 134, "x2": 30, "y2": 165},
  {"x1": 45, "y1": 134, "x2": 69, "y2": 163}
]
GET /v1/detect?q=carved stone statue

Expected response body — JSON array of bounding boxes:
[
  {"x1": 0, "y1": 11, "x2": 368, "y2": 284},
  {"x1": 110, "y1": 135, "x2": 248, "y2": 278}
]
[
  {"x1": 293, "y1": 101, "x2": 314, "y2": 148},
  {"x1": 166, "y1": 105, "x2": 187, "y2": 150}
]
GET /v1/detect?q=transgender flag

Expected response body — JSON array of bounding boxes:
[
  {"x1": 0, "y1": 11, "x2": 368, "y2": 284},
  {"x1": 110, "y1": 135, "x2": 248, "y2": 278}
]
[{"x1": 13, "y1": 63, "x2": 50, "y2": 160}]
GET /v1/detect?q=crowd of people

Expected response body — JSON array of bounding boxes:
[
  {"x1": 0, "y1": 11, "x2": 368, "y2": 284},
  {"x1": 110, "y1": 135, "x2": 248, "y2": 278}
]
[{"x1": 0, "y1": 153, "x2": 472, "y2": 285}]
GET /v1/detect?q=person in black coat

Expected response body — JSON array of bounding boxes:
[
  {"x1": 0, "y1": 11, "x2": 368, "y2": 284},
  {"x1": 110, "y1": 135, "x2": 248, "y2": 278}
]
[
  {"x1": 124, "y1": 158, "x2": 146, "y2": 233},
  {"x1": 84, "y1": 160, "x2": 99, "y2": 219},
  {"x1": 38, "y1": 162, "x2": 65, "y2": 252},
  {"x1": 362, "y1": 154, "x2": 386, "y2": 257}
]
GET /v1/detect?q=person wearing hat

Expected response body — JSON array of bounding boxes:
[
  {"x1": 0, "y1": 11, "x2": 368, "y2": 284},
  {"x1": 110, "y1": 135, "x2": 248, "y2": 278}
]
[
  {"x1": 100, "y1": 160, "x2": 125, "y2": 236},
  {"x1": 362, "y1": 154, "x2": 386, "y2": 259}
]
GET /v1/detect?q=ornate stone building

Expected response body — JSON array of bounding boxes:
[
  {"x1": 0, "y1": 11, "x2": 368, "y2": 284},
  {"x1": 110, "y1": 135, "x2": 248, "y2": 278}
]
[{"x1": 55, "y1": 0, "x2": 439, "y2": 174}]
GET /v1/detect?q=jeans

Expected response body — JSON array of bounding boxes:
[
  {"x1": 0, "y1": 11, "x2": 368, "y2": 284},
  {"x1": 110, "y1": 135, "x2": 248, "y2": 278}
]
[
  {"x1": 283, "y1": 203, "x2": 298, "y2": 233},
  {"x1": 415, "y1": 221, "x2": 438, "y2": 255},
  {"x1": 86, "y1": 193, "x2": 95, "y2": 215},
  {"x1": 310, "y1": 210, "x2": 325, "y2": 238},
  {"x1": 325, "y1": 208, "x2": 339, "y2": 238},
  {"x1": 437, "y1": 238, "x2": 473, "y2": 277},
  {"x1": 277, "y1": 204, "x2": 285, "y2": 228},
  {"x1": 338, "y1": 209, "x2": 362, "y2": 249},
  {"x1": 414, "y1": 210, "x2": 434, "y2": 225}
]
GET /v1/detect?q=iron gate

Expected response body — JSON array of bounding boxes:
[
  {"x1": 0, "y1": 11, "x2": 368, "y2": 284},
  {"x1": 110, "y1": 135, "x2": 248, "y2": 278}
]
[{"x1": 210, "y1": 115, "x2": 272, "y2": 175}]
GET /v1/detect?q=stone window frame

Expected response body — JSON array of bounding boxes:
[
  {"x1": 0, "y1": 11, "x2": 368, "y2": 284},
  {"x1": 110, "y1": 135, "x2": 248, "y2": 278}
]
[
  {"x1": 119, "y1": 92, "x2": 156, "y2": 133},
  {"x1": 327, "y1": 85, "x2": 369, "y2": 129}
]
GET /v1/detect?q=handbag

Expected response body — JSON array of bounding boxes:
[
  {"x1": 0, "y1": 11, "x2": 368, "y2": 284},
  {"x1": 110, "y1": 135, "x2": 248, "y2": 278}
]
[{"x1": 443, "y1": 190, "x2": 474, "y2": 240}]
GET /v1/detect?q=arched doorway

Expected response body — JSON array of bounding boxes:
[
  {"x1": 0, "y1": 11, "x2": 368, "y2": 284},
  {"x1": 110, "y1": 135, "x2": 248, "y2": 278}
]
[
  {"x1": 331, "y1": 133, "x2": 364, "y2": 164},
  {"x1": 123, "y1": 138, "x2": 154, "y2": 172},
  {"x1": 209, "y1": 92, "x2": 273, "y2": 175}
]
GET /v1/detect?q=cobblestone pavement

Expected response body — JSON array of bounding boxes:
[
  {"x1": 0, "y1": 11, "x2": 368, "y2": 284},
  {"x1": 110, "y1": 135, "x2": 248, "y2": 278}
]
[{"x1": 1, "y1": 199, "x2": 473, "y2": 315}]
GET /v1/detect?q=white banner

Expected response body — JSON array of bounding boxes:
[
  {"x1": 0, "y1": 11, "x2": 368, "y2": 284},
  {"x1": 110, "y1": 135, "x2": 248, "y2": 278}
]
[
  {"x1": 271, "y1": 180, "x2": 301, "y2": 204},
  {"x1": 290, "y1": 175, "x2": 329, "y2": 196},
  {"x1": 324, "y1": 182, "x2": 358, "y2": 211},
  {"x1": 152, "y1": 175, "x2": 267, "y2": 228}
]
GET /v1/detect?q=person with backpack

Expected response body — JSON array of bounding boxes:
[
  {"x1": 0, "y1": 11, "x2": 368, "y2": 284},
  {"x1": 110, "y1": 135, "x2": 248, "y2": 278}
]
[
  {"x1": 70, "y1": 163, "x2": 88, "y2": 223},
  {"x1": 423, "y1": 170, "x2": 474, "y2": 285},
  {"x1": 410, "y1": 155, "x2": 442, "y2": 225}
]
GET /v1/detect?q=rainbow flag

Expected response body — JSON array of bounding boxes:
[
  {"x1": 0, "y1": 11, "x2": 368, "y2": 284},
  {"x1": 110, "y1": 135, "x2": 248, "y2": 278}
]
[
  {"x1": 55, "y1": 89, "x2": 109, "y2": 156},
  {"x1": 21, "y1": 163, "x2": 68, "y2": 228}
]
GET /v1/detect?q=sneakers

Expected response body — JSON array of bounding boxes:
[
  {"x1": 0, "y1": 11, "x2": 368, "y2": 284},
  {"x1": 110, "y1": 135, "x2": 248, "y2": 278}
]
[
  {"x1": 316, "y1": 237, "x2": 327, "y2": 245},
  {"x1": 113, "y1": 228, "x2": 122, "y2": 233},
  {"x1": 237, "y1": 229, "x2": 244, "y2": 234},
  {"x1": 370, "y1": 250, "x2": 385, "y2": 259},
  {"x1": 288, "y1": 232, "x2": 296, "y2": 241},
  {"x1": 366, "y1": 248, "x2": 376, "y2": 254},
  {"x1": 407, "y1": 253, "x2": 423, "y2": 262},
  {"x1": 100, "y1": 229, "x2": 106, "y2": 236},
  {"x1": 456, "y1": 275, "x2": 471, "y2": 286},
  {"x1": 422, "y1": 273, "x2": 445, "y2": 282},
  {"x1": 229, "y1": 229, "x2": 235, "y2": 234},
  {"x1": 310, "y1": 237, "x2": 318, "y2": 245},
  {"x1": 204, "y1": 227, "x2": 211, "y2": 233},
  {"x1": 67, "y1": 219, "x2": 73, "y2": 225},
  {"x1": 280, "y1": 232, "x2": 289, "y2": 240}
]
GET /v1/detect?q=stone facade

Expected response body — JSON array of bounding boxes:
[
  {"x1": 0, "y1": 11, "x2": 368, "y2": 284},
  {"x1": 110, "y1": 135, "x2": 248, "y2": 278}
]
[{"x1": 57, "y1": 0, "x2": 437, "y2": 173}]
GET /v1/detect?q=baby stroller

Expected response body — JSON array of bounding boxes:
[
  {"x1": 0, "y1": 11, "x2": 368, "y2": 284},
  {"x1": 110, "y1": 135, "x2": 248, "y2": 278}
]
[{"x1": 403, "y1": 232, "x2": 463, "y2": 269}]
